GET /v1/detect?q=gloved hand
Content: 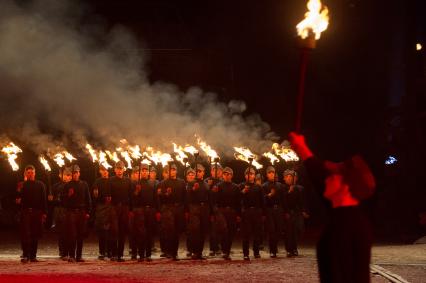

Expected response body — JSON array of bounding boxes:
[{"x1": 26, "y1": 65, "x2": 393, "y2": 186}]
[{"x1": 288, "y1": 132, "x2": 314, "y2": 161}]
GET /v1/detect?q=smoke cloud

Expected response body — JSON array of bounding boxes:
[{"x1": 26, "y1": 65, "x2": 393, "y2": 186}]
[{"x1": 0, "y1": 0, "x2": 278, "y2": 158}]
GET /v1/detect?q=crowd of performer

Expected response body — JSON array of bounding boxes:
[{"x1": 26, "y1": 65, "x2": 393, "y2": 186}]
[{"x1": 15, "y1": 160, "x2": 309, "y2": 263}]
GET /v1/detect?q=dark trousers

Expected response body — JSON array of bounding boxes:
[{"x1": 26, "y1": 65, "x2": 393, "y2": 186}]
[
  {"x1": 109, "y1": 205, "x2": 129, "y2": 258},
  {"x1": 54, "y1": 207, "x2": 67, "y2": 257},
  {"x1": 20, "y1": 209, "x2": 43, "y2": 259},
  {"x1": 187, "y1": 204, "x2": 210, "y2": 256},
  {"x1": 242, "y1": 207, "x2": 262, "y2": 256},
  {"x1": 218, "y1": 207, "x2": 237, "y2": 255},
  {"x1": 65, "y1": 209, "x2": 87, "y2": 259},
  {"x1": 284, "y1": 211, "x2": 301, "y2": 253},
  {"x1": 160, "y1": 204, "x2": 185, "y2": 257},
  {"x1": 133, "y1": 207, "x2": 155, "y2": 258},
  {"x1": 266, "y1": 207, "x2": 284, "y2": 254},
  {"x1": 97, "y1": 229, "x2": 108, "y2": 256}
]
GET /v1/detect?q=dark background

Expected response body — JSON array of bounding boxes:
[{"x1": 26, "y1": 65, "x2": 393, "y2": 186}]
[{"x1": 1, "y1": 0, "x2": 425, "y2": 241}]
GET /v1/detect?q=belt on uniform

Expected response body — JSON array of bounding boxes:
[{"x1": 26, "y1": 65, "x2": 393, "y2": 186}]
[
  {"x1": 271, "y1": 205, "x2": 280, "y2": 209},
  {"x1": 193, "y1": 202, "x2": 207, "y2": 206}
]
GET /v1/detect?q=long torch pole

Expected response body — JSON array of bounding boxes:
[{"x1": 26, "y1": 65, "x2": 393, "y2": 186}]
[{"x1": 295, "y1": 35, "x2": 316, "y2": 132}]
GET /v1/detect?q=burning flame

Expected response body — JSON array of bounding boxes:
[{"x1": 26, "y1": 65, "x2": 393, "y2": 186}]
[
  {"x1": 173, "y1": 143, "x2": 189, "y2": 165},
  {"x1": 233, "y1": 146, "x2": 263, "y2": 169},
  {"x1": 183, "y1": 145, "x2": 198, "y2": 156},
  {"x1": 39, "y1": 155, "x2": 52, "y2": 171},
  {"x1": 272, "y1": 143, "x2": 300, "y2": 162},
  {"x1": 63, "y1": 151, "x2": 76, "y2": 162},
  {"x1": 263, "y1": 152, "x2": 280, "y2": 165},
  {"x1": 106, "y1": 150, "x2": 120, "y2": 163},
  {"x1": 141, "y1": 159, "x2": 151, "y2": 165},
  {"x1": 53, "y1": 153, "x2": 65, "y2": 168},
  {"x1": 1, "y1": 142, "x2": 23, "y2": 171},
  {"x1": 128, "y1": 145, "x2": 142, "y2": 160},
  {"x1": 120, "y1": 151, "x2": 133, "y2": 169},
  {"x1": 296, "y1": 0, "x2": 329, "y2": 40},
  {"x1": 99, "y1": 151, "x2": 112, "y2": 169},
  {"x1": 86, "y1": 144, "x2": 98, "y2": 162},
  {"x1": 197, "y1": 137, "x2": 219, "y2": 162}
]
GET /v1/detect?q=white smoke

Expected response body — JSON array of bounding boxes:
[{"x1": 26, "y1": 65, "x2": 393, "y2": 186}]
[{"x1": 0, "y1": 0, "x2": 278, "y2": 158}]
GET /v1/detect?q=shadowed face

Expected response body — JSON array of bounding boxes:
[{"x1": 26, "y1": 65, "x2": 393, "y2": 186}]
[
  {"x1": 99, "y1": 168, "x2": 109, "y2": 178},
  {"x1": 115, "y1": 167, "x2": 124, "y2": 177},
  {"x1": 284, "y1": 174, "x2": 294, "y2": 185},
  {"x1": 223, "y1": 172, "x2": 233, "y2": 182},
  {"x1": 266, "y1": 171, "x2": 275, "y2": 182},
  {"x1": 25, "y1": 168, "x2": 35, "y2": 181},
  {"x1": 245, "y1": 172, "x2": 255, "y2": 183},
  {"x1": 186, "y1": 172, "x2": 195, "y2": 182}
]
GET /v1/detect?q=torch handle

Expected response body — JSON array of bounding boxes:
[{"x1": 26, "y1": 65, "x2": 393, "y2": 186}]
[{"x1": 295, "y1": 48, "x2": 311, "y2": 133}]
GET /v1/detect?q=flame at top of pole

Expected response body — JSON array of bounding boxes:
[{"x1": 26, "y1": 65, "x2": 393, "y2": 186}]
[
  {"x1": 86, "y1": 144, "x2": 98, "y2": 163},
  {"x1": 53, "y1": 153, "x2": 65, "y2": 168},
  {"x1": 272, "y1": 143, "x2": 300, "y2": 162},
  {"x1": 233, "y1": 146, "x2": 263, "y2": 169},
  {"x1": 106, "y1": 150, "x2": 121, "y2": 164},
  {"x1": 39, "y1": 155, "x2": 52, "y2": 171},
  {"x1": 197, "y1": 137, "x2": 219, "y2": 162},
  {"x1": 99, "y1": 151, "x2": 112, "y2": 169},
  {"x1": 1, "y1": 142, "x2": 23, "y2": 171},
  {"x1": 262, "y1": 152, "x2": 280, "y2": 165},
  {"x1": 63, "y1": 151, "x2": 76, "y2": 162},
  {"x1": 296, "y1": 0, "x2": 329, "y2": 40},
  {"x1": 172, "y1": 143, "x2": 189, "y2": 165}
]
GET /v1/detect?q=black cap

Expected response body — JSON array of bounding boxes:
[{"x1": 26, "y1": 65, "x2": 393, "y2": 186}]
[
  {"x1": 163, "y1": 164, "x2": 177, "y2": 171},
  {"x1": 115, "y1": 161, "x2": 125, "y2": 169},
  {"x1": 196, "y1": 164, "x2": 205, "y2": 171},
  {"x1": 266, "y1": 166, "x2": 275, "y2": 173},
  {"x1": 223, "y1": 167, "x2": 233, "y2": 175},
  {"x1": 244, "y1": 167, "x2": 256, "y2": 175},
  {"x1": 71, "y1": 165, "x2": 80, "y2": 172},
  {"x1": 24, "y1": 164, "x2": 35, "y2": 171},
  {"x1": 283, "y1": 169, "x2": 295, "y2": 176}
]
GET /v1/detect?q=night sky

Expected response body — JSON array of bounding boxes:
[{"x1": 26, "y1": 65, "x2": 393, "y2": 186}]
[{"x1": 82, "y1": 0, "x2": 409, "y2": 160}]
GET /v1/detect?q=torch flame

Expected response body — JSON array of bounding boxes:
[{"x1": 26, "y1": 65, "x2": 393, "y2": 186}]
[
  {"x1": 128, "y1": 145, "x2": 142, "y2": 160},
  {"x1": 1, "y1": 142, "x2": 23, "y2": 171},
  {"x1": 263, "y1": 152, "x2": 280, "y2": 165},
  {"x1": 106, "y1": 150, "x2": 120, "y2": 164},
  {"x1": 120, "y1": 151, "x2": 133, "y2": 169},
  {"x1": 99, "y1": 151, "x2": 112, "y2": 169},
  {"x1": 39, "y1": 155, "x2": 52, "y2": 171},
  {"x1": 272, "y1": 143, "x2": 300, "y2": 162},
  {"x1": 53, "y1": 153, "x2": 65, "y2": 168},
  {"x1": 183, "y1": 145, "x2": 198, "y2": 156},
  {"x1": 296, "y1": 0, "x2": 329, "y2": 40},
  {"x1": 63, "y1": 151, "x2": 76, "y2": 162},
  {"x1": 233, "y1": 146, "x2": 263, "y2": 169},
  {"x1": 197, "y1": 137, "x2": 219, "y2": 161},
  {"x1": 173, "y1": 143, "x2": 189, "y2": 165},
  {"x1": 86, "y1": 144, "x2": 98, "y2": 163}
]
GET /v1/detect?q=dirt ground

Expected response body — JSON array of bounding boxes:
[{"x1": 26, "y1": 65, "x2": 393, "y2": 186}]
[{"x1": 0, "y1": 231, "x2": 424, "y2": 282}]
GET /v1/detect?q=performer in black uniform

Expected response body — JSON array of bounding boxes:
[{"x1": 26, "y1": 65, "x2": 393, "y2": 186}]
[
  {"x1": 16, "y1": 165, "x2": 47, "y2": 263},
  {"x1": 62, "y1": 165, "x2": 91, "y2": 262},
  {"x1": 289, "y1": 132, "x2": 376, "y2": 283}
]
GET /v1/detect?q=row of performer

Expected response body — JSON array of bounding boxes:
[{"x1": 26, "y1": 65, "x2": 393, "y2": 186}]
[{"x1": 15, "y1": 160, "x2": 309, "y2": 263}]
